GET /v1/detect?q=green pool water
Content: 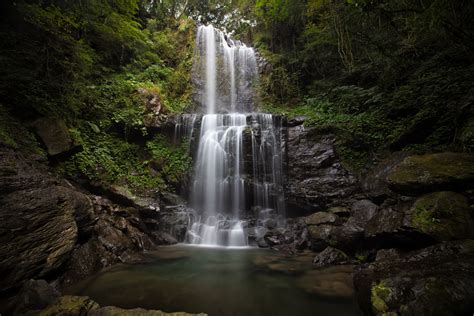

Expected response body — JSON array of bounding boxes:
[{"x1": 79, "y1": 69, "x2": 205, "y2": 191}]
[{"x1": 66, "y1": 245, "x2": 361, "y2": 316}]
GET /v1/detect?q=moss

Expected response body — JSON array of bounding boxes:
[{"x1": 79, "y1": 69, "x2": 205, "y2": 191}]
[
  {"x1": 410, "y1": 191, "x2": 472, "y2": 240},
  {"x1": 371, "y1": 281, "x2": 392, "y2": 314},
  {"x1": 0, "y1": 104, "x2": 45, "y2": 156},
  {"x1": 388, "y1": 153, "x2": 474, "y2": 186}
]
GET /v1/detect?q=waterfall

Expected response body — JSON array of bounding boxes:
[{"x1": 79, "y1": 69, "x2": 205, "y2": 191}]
[{"x1": 182, "y1": 25, "x2": 285, "y2": 247}]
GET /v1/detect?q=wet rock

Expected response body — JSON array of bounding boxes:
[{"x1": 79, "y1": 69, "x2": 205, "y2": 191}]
[
  {"x1": 313, "y1": 247, "x2": 350, "y2": 268},
  {"x1": 158, "y1": 207, "x2": 193, "y2": 242},
  {"x1": 11, "y1": 279, "x2": 61, "y2": 315},
  {"x1": 387, "y1": 152, "x2": 474, "y2": 195},
  {"x1": 286, "y1": 129, "x2": 359, "y2": 215},
  {"x1": 354, "y1": 240, "x2": 474, "y2": 316},
  {"x1": 32, "y1": 117, "x2": 79, "y2": 157},
  {"x1": 305, "y1": 212, "x2": 340, "y2": 226}
]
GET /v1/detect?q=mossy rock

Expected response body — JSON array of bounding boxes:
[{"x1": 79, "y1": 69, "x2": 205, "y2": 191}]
[
  {"x1": 371, "y1": 281, "x2": 393, "y2": 315},
  {"x1": 39, "y1": 296, "x2": 99, "y2": 315},
  {"x1": 387, "y1": 152, "x2": 474, "y2": 195},
  {"x1": 409, "y1": 191, "x2": 473, "y2": 241}
]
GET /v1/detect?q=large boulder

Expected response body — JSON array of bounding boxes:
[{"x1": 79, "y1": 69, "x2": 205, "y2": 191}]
[
  {"x1": 387, "y1": 152, "x2": 474, "y2": 195},
  {"x1": 0, "y1": 148, "x2": 90, "y2": 291},
  {"x1": 32, "y1": 117, "x2": 79, "y2": 157},
  {"x1": 285, "y1": 127, "x2": 360, "y2": 215},
  {"x1": 353, "y1": 240, "x2": 474, "y2": 316},
  {"x1": 365, "y1": 191, "x2": 473, "y2": 248},
  {"x1": 313, "y1": 247, "x2": 350, "y2": 268},
  {"x1": 408, "y1": 191, "x2": 473, "y2": 241}
]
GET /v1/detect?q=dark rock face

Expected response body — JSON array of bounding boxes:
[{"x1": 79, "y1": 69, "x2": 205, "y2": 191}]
[
  {"x1": 313, "y1": 247, "x2": 350, "y2": 268},
  {"x1": 0, "y1": 148, "x2": 85, "y2": 291},
  {"x1": 353, "y1": 241, "x2": 474, "y2": 316},
  {"x1": 0, "y1": 147, "x2": 175, "y2": 292},
  {"x1": 59, "y1": 194, "x2": 164, "y2": 287},
  {"x1": 387, "y1": 152, "x2": 474, "y2": 195},
  {"x1": 285, "y1": 126, "x2": 359, "y2": 215},
  {"x1": 32, "y1": 117, "x2": 79, "y2": 156}
]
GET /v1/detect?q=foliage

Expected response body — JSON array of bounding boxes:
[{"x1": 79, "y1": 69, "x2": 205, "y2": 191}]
[{"x1": 146, "y1": 135, "x2": 192, "y2": 186}]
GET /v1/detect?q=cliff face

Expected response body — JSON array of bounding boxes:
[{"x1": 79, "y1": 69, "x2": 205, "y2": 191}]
[
  {"x1": 284, "y1": 121, "x2": 360, "y2": 216},
  {"x1": 0, "y1": 146, "x2": 176, "y2": 295}
]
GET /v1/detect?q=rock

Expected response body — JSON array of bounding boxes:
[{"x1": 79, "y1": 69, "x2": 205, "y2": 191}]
[
  {"x1": 313, "y1": 247, "x2": 350, "y2": 268},
  {"x1": 159, "y1": 207, "x2": 194, "y2": 242},
  {"x1": 286, "y1": 129, "x2": 359, "y2": 215},
  {"x1": 387, "y1": 152, "x2": 474, "y2": 195},
  {"x1": 11, "y1": 279, "x2": 61, "y2": 315},
  {"x1": 327, "y1": 206, "x2": 351, "y2": 217},
  {"x1": 38, "y1": 295, "x2": 207, "y2": 316},
  {"x1": 38, "y1": 295, "x2": 99, "y2": 315},
  {"x1": 32, "y1": 117, "x2": 79, "y2": 157},
  {"x1": 297, "y1": 265, "x2": 355, "y2": 298},
  {"x1": 362, "y1": 152, "x2": 409, "y2": 202},
  {"x1": 0, "y1": 149, "x2": 87, "y2": 291},
  {"x1": 375, "y1": 249, "x2": 402, "y2": 262},
  {"x1": 408, "y1": 191, "x2": 474, "y2": 241},
  {"x1": 365, "y1": 191, "x2": 474, "y2": 250},
  {"x1": 353, "y1": 240, "x2": 474, "y2": 316},
  {"x1": 307, "y1": 201, "x2": 378, "y2": 252},
  {"x1": 305, "y1": 212, "x2": 340, "y2": 225},
  {"x1": 90, "y1": 306, "x2": 207, "y2": 316},
  {"x1": 264, "y1": 230, "x2": 284, "y2": 247},
  {"x1": 350, "y1": 200, "x2": 378, "y2": 225}
]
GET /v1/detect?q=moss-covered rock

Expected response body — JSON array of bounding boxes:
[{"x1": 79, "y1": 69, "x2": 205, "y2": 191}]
[
  {"x1": 371, "y1": 281, "x2": 392, "y2": 315},
  {"x1": 409, "y1": 191, "x2": 473, "y2": 241},
  {"x1": 387, "y1": 152, "x2": 474, "y2": 195},
  {"x1": 32, "y1": 117, "x2": 80, "y2": 157},
  {"x1": 305, "y1": 212, "x2": 340, "y2": 225},
  {"x1": 38, "y1": 296, "x2": 99, "y2": 315}
]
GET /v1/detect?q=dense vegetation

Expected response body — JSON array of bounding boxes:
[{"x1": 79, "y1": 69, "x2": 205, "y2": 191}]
[
  {"x1": 0, "y1": 0, "x2": 473, "y2": 188},
  {"x1": 0, "y1": 0, "x2": 195, "y2": 194}
]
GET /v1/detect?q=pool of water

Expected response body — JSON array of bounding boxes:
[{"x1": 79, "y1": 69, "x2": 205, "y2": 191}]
[{"x1": 65, "y1": 245, "x2": 361, "y2": 316}]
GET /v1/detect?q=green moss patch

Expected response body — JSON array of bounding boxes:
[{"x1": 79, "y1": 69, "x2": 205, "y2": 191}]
[{"x1": 410, "y1": 191, "x2": 473, "y2": 241}]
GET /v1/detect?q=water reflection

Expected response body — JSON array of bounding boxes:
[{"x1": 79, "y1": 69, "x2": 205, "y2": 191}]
[{"x1": 66, "y1": 245, "x2": 360, "y2": 316}]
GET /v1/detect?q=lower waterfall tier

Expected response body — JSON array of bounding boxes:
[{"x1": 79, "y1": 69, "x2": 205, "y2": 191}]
[{"x1": 186, "y1": 216, "x2": 247, "y2": 247}]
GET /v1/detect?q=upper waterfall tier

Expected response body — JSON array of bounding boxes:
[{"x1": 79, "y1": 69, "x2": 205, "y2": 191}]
[{"x1": 194, "y1": 25, "x2": 258, "y2": 114}]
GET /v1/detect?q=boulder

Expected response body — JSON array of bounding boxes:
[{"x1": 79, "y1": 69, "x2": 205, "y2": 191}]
[
  {"x1": 365, "y1": 192, "x2": 473, "y2": 249},
  {"x1": 387, "y1": 152, "x2": 474, "y2": 195},
  {"x1": 408, "y1": 191, "x2": 473, "y2": 241},
  {"x1": 305, "y1": 212, "x2": 340, "y2": 226},
  {"x1": 32, "y1": 117, "x2": 79, "y2": 157},
  {"x1": 313, "y1": 247, "x2": 350, "y2": 268},
  {"x1": 353, "y1": 240, "x2": 474, "y2": 316}
]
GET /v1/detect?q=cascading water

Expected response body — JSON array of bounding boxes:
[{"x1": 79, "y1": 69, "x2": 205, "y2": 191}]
[{"x1": 183, "y1": 25, "x2": 285, "y2": 247}]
